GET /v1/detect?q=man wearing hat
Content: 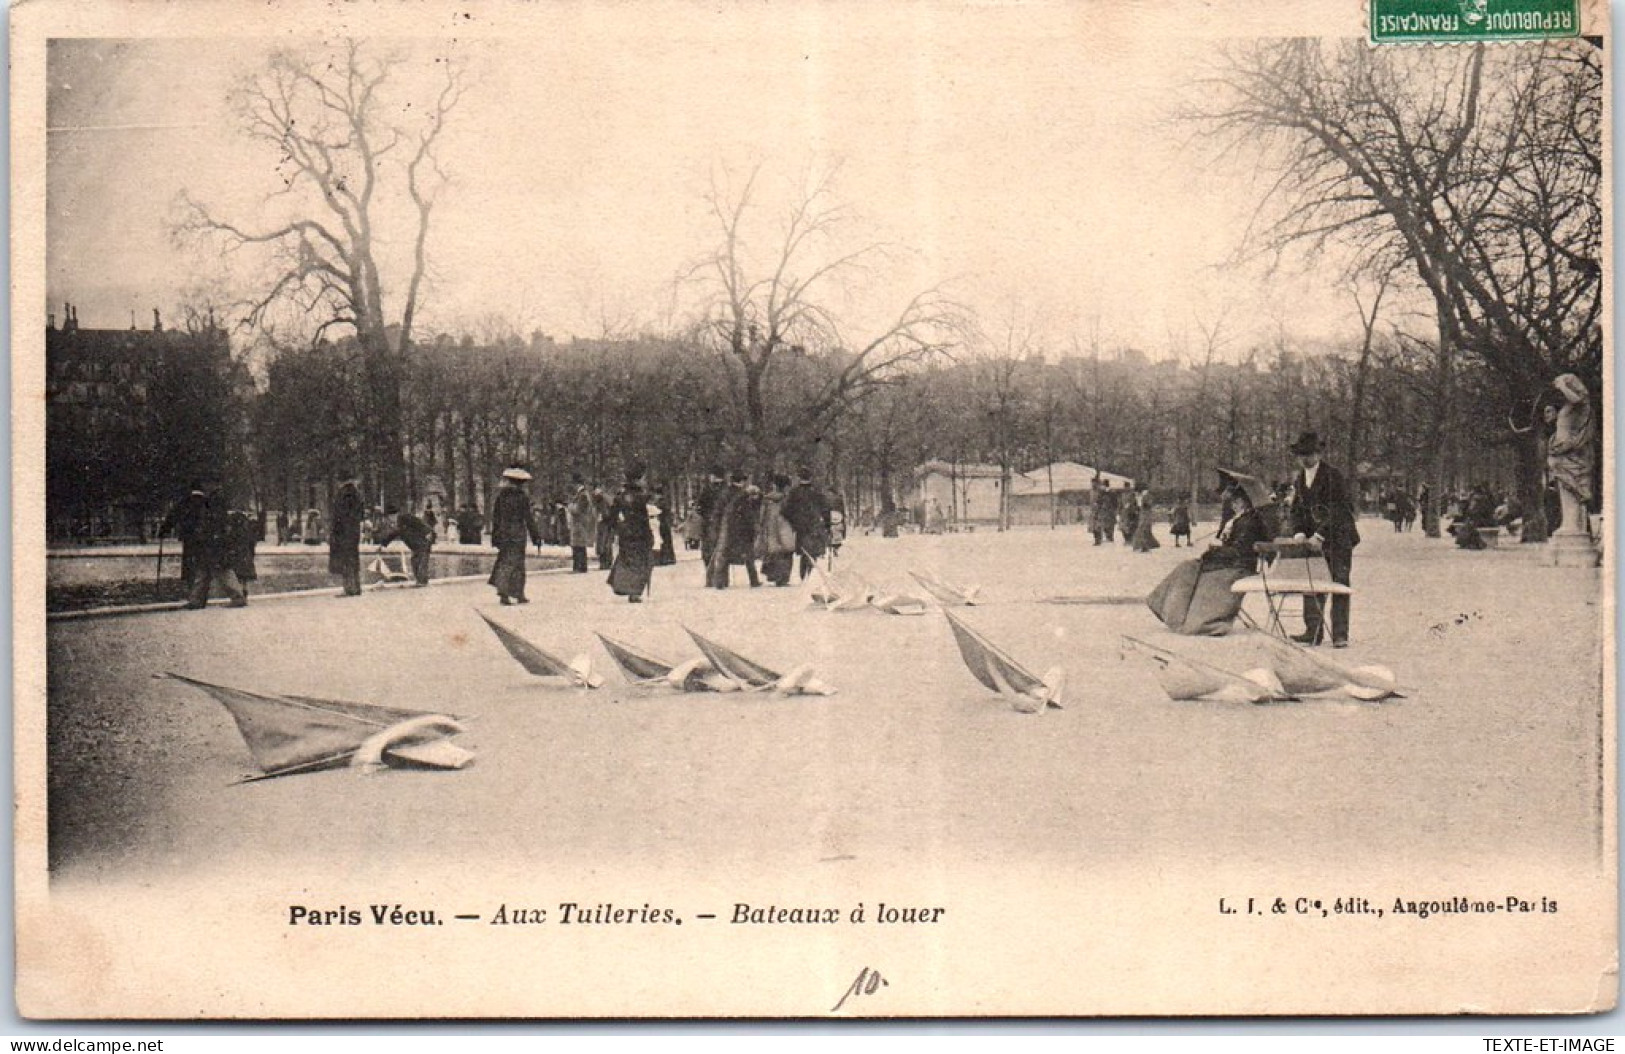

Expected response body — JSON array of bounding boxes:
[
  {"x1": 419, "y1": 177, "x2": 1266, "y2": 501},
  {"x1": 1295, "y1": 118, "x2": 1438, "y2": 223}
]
[
  {"x1": 160, "y1": 480, "x2": 209, "y2": 589},
  {"x1": 488, "y1": 466, "x2": 542, "y2": 605},
  {"x1": 566, "y1": 472, "x2": 594, "y2": 573},
  {"x1": 1287, "y1": 431, "x2": 1359, "y2": 647},
  {"x1": 781, "y1": 467, "x2": 832, "y2": 580},
  {"x1": 329, "y1": 475, "x2": 365, "y2": 597}
]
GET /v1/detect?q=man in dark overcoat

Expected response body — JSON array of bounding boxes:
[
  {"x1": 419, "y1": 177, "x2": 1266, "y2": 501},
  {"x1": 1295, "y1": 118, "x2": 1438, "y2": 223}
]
[
  {"x1": 696, "y1": 467, "x2": 726, "y2": 582},
  {"x1": 709, "y1": 472, "x2": 761, "y2": 589},
  {"x1": 1287, "y1": 431, "x2": 1360, "y2": 647},
  {"x1": 329, "y1": 476, "x2": 365, "y2": 597},
  {"x1": 183, "y1": 487, "x2": 247, "y2": 608},
  {"x1": 488, "y1": 467, "x2": 542, "y2": 605},
  {"x1": 780, "y1": 467, "x2": 832, "y2": 580},
  {"x1": 160, "y1": 482, "x2": 209, "y2": 587}
]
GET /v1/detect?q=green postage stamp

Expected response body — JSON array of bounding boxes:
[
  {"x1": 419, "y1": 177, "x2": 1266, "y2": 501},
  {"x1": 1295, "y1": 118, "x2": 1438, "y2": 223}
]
[{"x1": 1371, "y1": 0, "x2": 1581, "y2": 42}]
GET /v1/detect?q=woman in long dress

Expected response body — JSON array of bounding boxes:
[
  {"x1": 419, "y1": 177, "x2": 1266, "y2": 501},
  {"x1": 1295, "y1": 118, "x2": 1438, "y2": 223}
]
[
  {"x1": 608, "y1": 467, "x2": 655, "y2": 603},
  {"x1": 488, "y1": 467, "x2": 541, "y2": 605},
  {"x1": 1131, "y1": 489, "x2": 1160, "y2": 552}
]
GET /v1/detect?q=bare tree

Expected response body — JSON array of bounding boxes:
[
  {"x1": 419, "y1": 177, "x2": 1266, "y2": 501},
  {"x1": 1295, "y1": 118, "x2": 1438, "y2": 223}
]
[
  {"x1": 1196, "y1": 38, "x2": 1601, "y2": 542},
  {"x1": 687, "y1": 165, "x2": 967, "y2": 468},
  {"x1": 176, "y1": 40, "x2": 464, "y2": 506}
]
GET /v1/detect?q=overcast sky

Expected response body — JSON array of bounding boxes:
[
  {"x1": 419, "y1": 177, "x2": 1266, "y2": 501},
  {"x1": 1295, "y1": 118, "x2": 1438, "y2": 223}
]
[{"x1": 45, "y1": 7, "x2": 1389, "y2": 361}]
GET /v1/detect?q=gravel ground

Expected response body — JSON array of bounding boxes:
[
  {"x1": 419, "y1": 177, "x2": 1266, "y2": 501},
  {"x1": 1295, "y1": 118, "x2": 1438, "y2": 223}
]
[{"x1": 44, "y1": 522, "x2": 1607, "y2": 884}]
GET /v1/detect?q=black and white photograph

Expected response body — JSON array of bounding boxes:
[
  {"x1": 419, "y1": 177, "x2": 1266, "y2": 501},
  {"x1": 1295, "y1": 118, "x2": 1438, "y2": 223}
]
[{"x1": 15, "y1": 0, "x2": 1614, "y2": 1019}]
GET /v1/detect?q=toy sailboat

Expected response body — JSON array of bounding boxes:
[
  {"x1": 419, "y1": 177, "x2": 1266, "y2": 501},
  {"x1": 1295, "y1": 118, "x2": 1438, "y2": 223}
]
[
  {"x1": 158, "y1": 672, "x2": 472, "y2": 780},
  {"x1": 594, "y1": 632, "x2": 735, "y2": 692},
  {"x1": 1121, "y1": 636, "x2": 1295, "y2": 704},
  {"x1": 1256, "y1": 634, "x2": 1403, "y2": 700},
  {"x1": 478, "y1": 611, "x2": 603, "y2": 689},
  {"x1": 909, "y1": 570, "x2": 982, "y2": 606},
  {"x1": 942, "y1": 610, "x2": 1064, "y2": 713},
  {"x1": 682, "y1": 627, "x2": 838, "y2": 696}
]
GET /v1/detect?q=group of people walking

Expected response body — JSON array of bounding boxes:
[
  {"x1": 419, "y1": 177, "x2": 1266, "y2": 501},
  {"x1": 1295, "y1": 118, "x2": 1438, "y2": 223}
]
[
  {"x1": 696, "y1": 468, "x2": 833, "y2": 589},
  {"x1": 160, "y1": 482, "x2": 258, "y2": 609},
  {"x1": 1088, "y1": 481, "x2": 1189, "y2": 552}
]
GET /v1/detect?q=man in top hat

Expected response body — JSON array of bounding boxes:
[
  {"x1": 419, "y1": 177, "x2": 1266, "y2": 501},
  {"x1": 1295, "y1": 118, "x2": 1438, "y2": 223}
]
[
  {"x1": 1286, "y1": 431, "x2": 1359, "y2": 647},
  {"x1": 489, "y1": 466, "x2": 542, "y2": 605}
]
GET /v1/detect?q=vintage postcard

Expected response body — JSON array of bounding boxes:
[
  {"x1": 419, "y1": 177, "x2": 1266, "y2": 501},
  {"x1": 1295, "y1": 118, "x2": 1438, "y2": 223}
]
[{"x1": 13, "y1": 0, "x2": 1614, "y2": 1018}]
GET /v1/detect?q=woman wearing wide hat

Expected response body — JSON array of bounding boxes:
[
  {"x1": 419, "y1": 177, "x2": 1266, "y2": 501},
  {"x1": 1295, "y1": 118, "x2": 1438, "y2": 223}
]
[
  {"x1": 1286, "y1": 431, "x2": 1359, "y2": 647},
  {"x1": 488, "y1": 466, "x2": 542, "y2": 605}
]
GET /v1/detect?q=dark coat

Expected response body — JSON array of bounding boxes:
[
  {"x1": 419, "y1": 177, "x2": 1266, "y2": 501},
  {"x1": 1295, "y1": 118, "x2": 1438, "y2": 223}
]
[
  {"x1": 490, "y1": 484, "x2": 541, "y2": 548},
  {"x1": 781, "y1": 482, "x2": 831, "y2": 558},
  {"x1": 379, "y1": 511, "x2": 435, "y2": 552},
  {"x1": 1200, "y1": 506, "x2": 1278, "y2": 574},
  {"x1": 1171, "y1": 501, "x2": 1192, "y2": 535},
  {"x1": 226, "y1": 510, "x2": 259, "y2": 582},
  {"x1": 1289, "y1": 462, "x2": 1360, "y2": 550},
  {"x1": 162, "y1": 492, "x2": 208, "y2": 544},
  {"x1": 610, "y1": 487, "x2": 654, "y2": 551},
  {"x1": 328, "y1": 484, "x2": 364, "y2": 575},
  {"x1": 697, "y1": 480, "x2": 726, "y2": 547},
  {"x1": 720, "y1": 486, "x2": 761, "y2": 563}
]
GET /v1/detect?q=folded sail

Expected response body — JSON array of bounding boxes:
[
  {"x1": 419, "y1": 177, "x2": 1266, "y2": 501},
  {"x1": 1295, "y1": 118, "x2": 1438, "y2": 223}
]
[
  {"x1": 1121, "y1": 636, "x2": 1295, "y2": 704},
  {"x1": 1257, "y1": 635, "x2": 1348, "y2": 695},
  {"x1": 480, "y1": 612, "x2": 602, "y2": 688},
  {"x1": 1257, "y1": 634, "x2": 1402, "y2": 699},
  {"x1": 684, "y1": 627, "x2": 782, "y2": 687},
  {"x1": 944, "y1": 610, "x2": 1048, "y2": 697},
  {"x1": 596, "y1": 633, "x2": 676, "y2": 682},
  {"x1": 160, "y1": 673, "x2": 470, "y2": 780}
]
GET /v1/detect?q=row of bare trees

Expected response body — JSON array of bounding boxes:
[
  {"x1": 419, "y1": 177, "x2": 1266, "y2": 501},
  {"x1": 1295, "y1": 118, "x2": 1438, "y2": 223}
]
[
  {"x1": 248, "y1": 316, "x2": 1532, "y2": 526},
  {"x1": 176, "y1": 38, "x2": 1600, "y2": 536}
]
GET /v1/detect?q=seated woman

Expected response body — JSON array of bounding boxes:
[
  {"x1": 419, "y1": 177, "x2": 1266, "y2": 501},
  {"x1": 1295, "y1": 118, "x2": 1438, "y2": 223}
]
[
  {"x1": 1201, "y1": 469, "x2": 1279, "y2": 574},
  {"x1": 1148, "y1": 468, "x2": 1278, "y2": 636}
]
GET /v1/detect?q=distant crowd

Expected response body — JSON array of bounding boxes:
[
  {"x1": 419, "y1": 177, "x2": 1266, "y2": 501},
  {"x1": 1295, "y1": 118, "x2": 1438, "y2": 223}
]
[{"x1": 158, "y1": 464, "x2": 839, "y2": 610}]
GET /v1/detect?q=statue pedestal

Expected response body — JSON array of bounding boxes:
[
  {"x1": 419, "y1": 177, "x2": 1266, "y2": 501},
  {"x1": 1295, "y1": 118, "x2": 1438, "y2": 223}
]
[{"x1": 1545, "y1": 529, "x2": 1599, "y2": 568}]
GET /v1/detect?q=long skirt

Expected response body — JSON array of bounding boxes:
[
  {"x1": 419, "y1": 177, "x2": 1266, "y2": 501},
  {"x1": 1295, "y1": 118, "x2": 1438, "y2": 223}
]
[
  {"x1": 1131, "y1": 518, "x2": 1160, "y2": 552},
  {"x1": 1147, "y1": 558, "x2": 1246, "y2": 636},
  {"x1": 488, "y1": 544, "x2": 528, "y2": 599},
  {"x1": 609, "y1": 545, "x2": 653, "y2": 597}
]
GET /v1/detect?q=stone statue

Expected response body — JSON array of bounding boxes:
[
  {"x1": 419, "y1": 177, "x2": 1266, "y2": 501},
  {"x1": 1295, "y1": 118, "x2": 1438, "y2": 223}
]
[{"x1": 1546, "y1": 373, "x2": 1594, "y2": 538}]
